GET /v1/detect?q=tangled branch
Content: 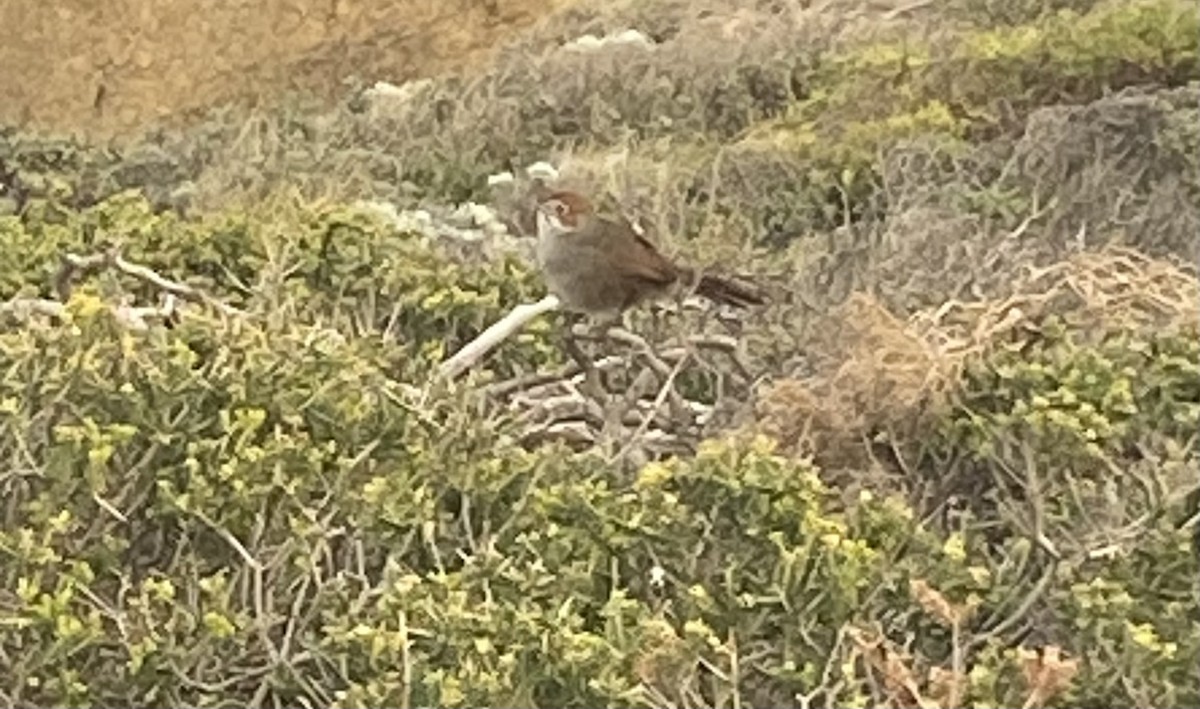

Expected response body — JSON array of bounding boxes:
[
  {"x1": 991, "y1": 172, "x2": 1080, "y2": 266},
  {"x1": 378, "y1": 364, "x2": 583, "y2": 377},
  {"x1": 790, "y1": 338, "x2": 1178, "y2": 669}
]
[
  {"x1": 56, "y1": 249, "x2": 246, "y2": 317},
  {"x1": 2, "y1": 247, "x2": 247, "y2": 332}
]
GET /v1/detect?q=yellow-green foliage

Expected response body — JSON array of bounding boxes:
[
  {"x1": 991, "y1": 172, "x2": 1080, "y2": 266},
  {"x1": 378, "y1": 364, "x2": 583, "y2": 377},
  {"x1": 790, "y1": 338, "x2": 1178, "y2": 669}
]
[
  {"x1": 1, "y1": 195, "x2": 1198, "y2": 707},
  {"x1": 958, "y1": 0, "x2": 1199, "y2": 80},
  {"x1": 0, "y1": 297, "x2": 1079, "y2": 707},
  {"x1": 770, "y1": 0, "x2": 1198, "y2": 149},
  {"x1": 1, "y1": 0, "x2": 1199, "y2": 705},
  {"x1": 0, "y1": 190, "x2": 558, "y2": 377},
  {"x1": 729, "y1": 0, "x2": 1199, "y2": 235},
  {"x1": 932, "y1": 324, "x2": 1200, "y2": 708},
  {"x1": 0, "y1": 293, "x2": 896, "y2": 705},
  {"x1": 1060, "y1": 536, "x2": 1198, "y2": 708},
  {"x1": 949, "y1": 325, "x2": 1200, "y2": 460}
]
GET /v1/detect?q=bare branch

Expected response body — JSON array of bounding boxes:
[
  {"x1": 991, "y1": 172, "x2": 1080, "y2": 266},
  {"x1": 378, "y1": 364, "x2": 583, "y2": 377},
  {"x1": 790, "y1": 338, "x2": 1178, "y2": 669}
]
[
  {"x1": 610, "y1": 351, "x2": 690, "y2": 464},
  {"x1": 438, "y1": 295, "x2": 561, "y2": 379},
  {"x1": 58, "y1": 250, "x2": 245, "y2": 317},
  {"x1": 1, "y1": 294, "x2": 179, "y2": 331}
]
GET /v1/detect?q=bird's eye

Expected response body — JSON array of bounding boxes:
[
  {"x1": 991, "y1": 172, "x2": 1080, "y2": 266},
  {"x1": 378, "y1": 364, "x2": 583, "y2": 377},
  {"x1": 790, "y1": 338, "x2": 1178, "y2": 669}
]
[{"x1": 555, "y1": 202, "x2": 568, "y2": 216}]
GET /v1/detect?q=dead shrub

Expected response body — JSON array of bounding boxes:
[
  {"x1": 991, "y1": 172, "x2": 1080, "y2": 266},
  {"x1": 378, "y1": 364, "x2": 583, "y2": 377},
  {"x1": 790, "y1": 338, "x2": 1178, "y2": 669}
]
[
  {"x1": 757, "y1": 247, "x2": 1200, "y2": 472},
  {"x1": 757, "y1": 293, "x2": 947, "y2": 471}
]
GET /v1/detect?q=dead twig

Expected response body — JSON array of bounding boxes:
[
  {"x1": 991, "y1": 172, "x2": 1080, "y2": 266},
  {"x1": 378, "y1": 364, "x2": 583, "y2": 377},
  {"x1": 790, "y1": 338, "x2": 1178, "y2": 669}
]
[
  {"x1": 58, "y1": 250, "x2": 245, "y2": 318},
  {"x1": 609, "y1": 350, "x2": 691, "y2": 465},
  {"x1": 438, "y1": 295, "x2": 561, "y2": 379},
  {"x1": 1, "y1": 294, "x2": 180, "y2": 331}
]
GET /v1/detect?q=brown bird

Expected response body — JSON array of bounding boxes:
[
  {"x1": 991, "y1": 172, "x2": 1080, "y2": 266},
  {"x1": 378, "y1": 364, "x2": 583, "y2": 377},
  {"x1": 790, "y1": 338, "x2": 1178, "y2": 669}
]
[{"x1": 533, "y1": 190, "x2": 764, "y2": 317}]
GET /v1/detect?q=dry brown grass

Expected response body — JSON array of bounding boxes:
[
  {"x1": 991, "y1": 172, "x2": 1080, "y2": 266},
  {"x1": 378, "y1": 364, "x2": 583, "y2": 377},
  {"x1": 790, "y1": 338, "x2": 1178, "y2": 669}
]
[{"x1": 757, "y1": 247, "x2": 1200, "y2": 470}]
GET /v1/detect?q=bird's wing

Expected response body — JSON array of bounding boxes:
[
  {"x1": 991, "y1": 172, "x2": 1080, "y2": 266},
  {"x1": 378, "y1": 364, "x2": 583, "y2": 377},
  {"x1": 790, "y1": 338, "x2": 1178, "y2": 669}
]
[{"x1": 600, "y1": 216, "x2": 679, "y2": 287}]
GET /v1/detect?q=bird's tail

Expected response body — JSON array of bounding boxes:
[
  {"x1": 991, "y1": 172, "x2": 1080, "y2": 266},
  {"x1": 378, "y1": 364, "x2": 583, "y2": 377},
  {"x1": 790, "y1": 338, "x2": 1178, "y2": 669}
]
[{"x1": 693, "y1": 273, "x2": 766, "y2": 309}]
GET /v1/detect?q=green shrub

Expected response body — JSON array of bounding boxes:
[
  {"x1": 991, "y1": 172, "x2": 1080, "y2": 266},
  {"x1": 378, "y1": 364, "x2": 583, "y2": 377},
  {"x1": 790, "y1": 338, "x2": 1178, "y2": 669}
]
[
  {"x1": 2, "y1": 205, "x2": 1197, "y2": 706},
  {"x1": 808, "y1": 0, "x2": 1199, "y2": 138},
  {"x1": 945, "y1": 0, "x2": 1105, "y2": 27},
  {"x1": 2, "y1": 0, "x2": 1198, "y2": 704},
  {"x1": 1055, "y1": 520, "x2": 1198, "y2": 708},
  {"x1": 0, "y1": 305, "x2": 1067, "y2": 708},
  {"x1": 928, "y1": 323, "x2": 1200, "y2": 708},
  {"x1": 723, "y1": 0, "x2": 1200, "y2": 238},
  {"x1": 948, "y1": 325, "x2": 1200, "y2": 462},
  {"x1": 0, "y1": 190, "x2": 558, "y2": 377}
]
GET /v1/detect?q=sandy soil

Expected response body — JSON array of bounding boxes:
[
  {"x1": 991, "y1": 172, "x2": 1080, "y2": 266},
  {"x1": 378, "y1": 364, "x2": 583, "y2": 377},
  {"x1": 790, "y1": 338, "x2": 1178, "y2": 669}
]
[{"x1": 0, "y1": 0, "x2": 567, "y2": 142}]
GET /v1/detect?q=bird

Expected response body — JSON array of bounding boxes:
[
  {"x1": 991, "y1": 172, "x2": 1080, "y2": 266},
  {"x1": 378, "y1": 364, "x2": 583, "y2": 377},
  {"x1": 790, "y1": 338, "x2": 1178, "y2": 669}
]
[{"x1": 533, "y1": 189, "x2": 765, "y2": 318}]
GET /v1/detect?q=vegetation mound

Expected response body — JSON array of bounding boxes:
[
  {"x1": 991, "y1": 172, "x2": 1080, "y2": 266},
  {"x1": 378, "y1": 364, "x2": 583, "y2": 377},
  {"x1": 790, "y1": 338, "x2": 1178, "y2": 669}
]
[{"x1": 1, "y1": 0, "x2": 1197, "y2": 706}]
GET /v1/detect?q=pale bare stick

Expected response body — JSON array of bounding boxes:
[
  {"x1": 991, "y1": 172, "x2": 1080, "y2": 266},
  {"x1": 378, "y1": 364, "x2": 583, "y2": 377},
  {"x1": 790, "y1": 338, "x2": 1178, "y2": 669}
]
[
  {"x1": 1, "y1": 294, "x2": 179, "y2": 331},
  {"x1": 59, "y1": 251, "x2": 244, "y2": 318},
  {"x1": 609, "y1": 350, "x2": 690, "y2": 465},
  {"x1": 438, "y1": 295, "x2": 561, "y2": 379}
]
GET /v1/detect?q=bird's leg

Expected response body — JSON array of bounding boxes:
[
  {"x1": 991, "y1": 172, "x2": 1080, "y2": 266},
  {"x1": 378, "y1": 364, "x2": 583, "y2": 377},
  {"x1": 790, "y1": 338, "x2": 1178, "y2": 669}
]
[
  {"x1": 558, "y1": 311, "x2": 593, "y2": 372},
  {"x1": 558, "y1": 312, "x2": 616, "y2": 403},
  {"x1": 562, "y1": 310, "x2": 623, "y2": 347},
  {"x1": 568, "y1": 312, "x2": 630, "y2": 402},
  {"x1": 588, "y1": 311, "x2": 624, "y2": 340}
]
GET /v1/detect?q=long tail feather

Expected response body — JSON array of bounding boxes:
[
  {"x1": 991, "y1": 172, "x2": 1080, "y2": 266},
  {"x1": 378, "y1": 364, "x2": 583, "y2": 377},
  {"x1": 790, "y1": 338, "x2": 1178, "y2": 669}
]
[{"x1": 693, "y1": 273, "x2": 766, "y2": 309}]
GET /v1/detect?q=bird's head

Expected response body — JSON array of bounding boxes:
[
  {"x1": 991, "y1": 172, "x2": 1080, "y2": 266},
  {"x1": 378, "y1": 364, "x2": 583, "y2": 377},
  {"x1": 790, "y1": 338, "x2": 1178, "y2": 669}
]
[{"x1": 535, "y1": 190, "x2": 593, "y2": 236}]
